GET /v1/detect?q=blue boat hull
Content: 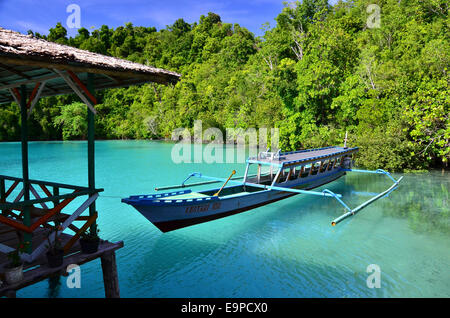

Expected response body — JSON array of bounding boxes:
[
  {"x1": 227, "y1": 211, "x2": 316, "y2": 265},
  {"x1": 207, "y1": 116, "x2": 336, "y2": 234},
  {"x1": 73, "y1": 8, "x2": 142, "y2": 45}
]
[{"x1": 122, "y1": 169, "x2": 346, "y2": 232}]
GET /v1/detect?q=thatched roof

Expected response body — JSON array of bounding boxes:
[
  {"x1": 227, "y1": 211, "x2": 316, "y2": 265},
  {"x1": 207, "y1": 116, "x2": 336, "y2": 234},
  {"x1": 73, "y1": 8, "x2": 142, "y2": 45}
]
[{"x1": 0, "y1": 28, "x2": 181, "y2": 104}]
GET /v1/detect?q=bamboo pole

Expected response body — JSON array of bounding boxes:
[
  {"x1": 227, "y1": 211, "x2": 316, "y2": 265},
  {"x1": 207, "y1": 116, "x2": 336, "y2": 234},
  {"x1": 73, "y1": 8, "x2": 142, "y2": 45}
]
[
  {"x1": 214, "y1": 170, "x2": 236, "y2": 197},
  {"x1": 331, "y1": 176, "x2": 404, "y2": 226}
]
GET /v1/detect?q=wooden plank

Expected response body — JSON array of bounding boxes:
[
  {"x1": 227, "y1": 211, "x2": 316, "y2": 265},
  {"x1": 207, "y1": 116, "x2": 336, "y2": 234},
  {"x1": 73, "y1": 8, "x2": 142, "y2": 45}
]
[{"x1": 87, "y1": 73, "x2": 97, "y2": 237}]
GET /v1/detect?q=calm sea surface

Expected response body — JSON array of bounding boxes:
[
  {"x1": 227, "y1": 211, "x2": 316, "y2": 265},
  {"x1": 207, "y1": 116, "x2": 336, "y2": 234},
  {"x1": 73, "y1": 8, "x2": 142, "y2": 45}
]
[{"x1": 0, "y1": 140, "x2": 449, "y2": 298}]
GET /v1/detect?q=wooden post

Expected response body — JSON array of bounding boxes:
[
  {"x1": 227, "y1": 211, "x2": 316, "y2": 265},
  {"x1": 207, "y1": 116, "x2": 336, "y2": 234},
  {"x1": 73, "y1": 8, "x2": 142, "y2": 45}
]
[
  {"x1": 0, "y1": 178, "x2": 4, "y2": 200},
  {"x1": 52, "y1": 186, "x2": 59, "y2": 208},
  {"x1": 100, "y1": 251, "x2": 120, "y2": 298},
  {"x1": 0, "y1": 177, "x2": 5, "y2": 215},
  {"x1": 87, "y1": 73, "x2": 97, "y2": 234},
  {"x1": 20, "y1": 84, "x2": 32, "y2": 252}
]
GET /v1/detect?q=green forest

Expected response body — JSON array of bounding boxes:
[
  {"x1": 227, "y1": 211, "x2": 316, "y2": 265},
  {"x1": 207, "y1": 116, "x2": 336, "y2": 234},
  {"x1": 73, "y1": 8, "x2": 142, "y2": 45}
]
[{"x1": 0, "y1": 0, "x2": 448, "y2": 171}]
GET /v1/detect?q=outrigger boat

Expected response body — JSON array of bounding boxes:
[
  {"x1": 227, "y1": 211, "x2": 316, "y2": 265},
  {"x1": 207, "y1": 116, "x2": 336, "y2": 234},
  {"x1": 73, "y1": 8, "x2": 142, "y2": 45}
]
[{"x1": 122, "y1": 144, "x2": 403, "y2": 232}]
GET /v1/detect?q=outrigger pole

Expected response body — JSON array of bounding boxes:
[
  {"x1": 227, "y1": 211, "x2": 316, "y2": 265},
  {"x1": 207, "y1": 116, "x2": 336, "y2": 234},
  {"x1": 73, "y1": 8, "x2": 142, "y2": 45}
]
[{"x1": 329, "y1": 169, "x2": 403, "y2": 226}]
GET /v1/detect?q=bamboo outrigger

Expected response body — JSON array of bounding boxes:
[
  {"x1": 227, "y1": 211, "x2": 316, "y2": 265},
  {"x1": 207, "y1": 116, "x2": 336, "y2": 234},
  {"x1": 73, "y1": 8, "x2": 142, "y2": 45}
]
[{"x1": 122, "y1": 145, "x2": 403, "y2": 232}]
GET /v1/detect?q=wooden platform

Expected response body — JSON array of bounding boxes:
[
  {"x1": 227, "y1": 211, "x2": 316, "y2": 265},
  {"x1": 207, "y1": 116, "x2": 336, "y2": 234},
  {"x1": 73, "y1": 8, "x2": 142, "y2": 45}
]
[{"x1": 0, "y1": 223, "x2": 123, "y2": 297}]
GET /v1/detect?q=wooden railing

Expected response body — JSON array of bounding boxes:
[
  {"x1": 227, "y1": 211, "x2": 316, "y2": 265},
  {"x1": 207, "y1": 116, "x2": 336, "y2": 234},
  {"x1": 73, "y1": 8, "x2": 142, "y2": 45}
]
[
  {"x1": 0, "y1": 175, "x2": 103, "y2": 261},
  {"x1": 0, "y1": 175, "x2": 102, "y2": 210}
]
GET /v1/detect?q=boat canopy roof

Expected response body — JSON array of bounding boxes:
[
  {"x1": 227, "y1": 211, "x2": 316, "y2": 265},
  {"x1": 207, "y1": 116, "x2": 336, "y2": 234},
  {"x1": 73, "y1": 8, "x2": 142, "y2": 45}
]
[{"x1": 247, "y1": 146, "x2": 359, "y2": 168}]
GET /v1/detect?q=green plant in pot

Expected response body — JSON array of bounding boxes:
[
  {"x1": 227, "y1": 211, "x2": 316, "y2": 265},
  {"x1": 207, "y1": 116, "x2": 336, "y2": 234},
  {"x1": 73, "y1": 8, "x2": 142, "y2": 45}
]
[
  {"x1": 4, "y1": 241, "x2": 29, "y2": 285},
  {"x1": 79, "y1": 226, "x2": 100, "y2": 254},
  {"x1": 46, "y1": 225, "x2": 64, "y2": 268}
]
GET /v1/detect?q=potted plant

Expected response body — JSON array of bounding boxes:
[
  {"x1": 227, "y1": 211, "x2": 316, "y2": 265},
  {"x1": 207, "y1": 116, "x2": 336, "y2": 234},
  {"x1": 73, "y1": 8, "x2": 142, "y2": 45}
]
[
  {"x1": 4, "y1": 241, "x2": 28, "y2": 285},
  {"x1": 79, "y1": 226, "x2": 100, "y2": 254},
  {"x1": 46, "y1": 225, "x2": 64, "y2": 268}
]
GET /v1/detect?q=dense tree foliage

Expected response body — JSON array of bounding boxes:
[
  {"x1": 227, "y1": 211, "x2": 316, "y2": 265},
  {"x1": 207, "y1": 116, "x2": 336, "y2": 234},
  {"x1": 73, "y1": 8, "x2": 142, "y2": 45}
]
[{"x1": 2, "y1": 0, "x2": 449, "y2": 171}]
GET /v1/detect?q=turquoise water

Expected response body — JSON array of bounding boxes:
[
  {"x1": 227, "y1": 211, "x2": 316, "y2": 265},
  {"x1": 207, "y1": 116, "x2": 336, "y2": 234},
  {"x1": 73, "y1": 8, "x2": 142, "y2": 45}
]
[{"x1": 1, "y1": 140, "x2": 449, "y2": 298}]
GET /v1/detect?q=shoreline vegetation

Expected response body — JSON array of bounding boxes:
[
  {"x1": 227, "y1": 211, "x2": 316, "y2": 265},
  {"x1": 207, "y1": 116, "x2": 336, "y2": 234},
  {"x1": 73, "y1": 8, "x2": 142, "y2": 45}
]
[
  {"x1": 0, "y1": 0, "x2": 448, "y2": 172},
  {"x1": 0, "y1": 139, "x2": 448, "y2": 174}
]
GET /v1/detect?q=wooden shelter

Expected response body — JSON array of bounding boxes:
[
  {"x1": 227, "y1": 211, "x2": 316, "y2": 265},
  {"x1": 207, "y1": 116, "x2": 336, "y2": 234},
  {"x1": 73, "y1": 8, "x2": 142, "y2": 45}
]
[{"x1": 0, "y1": 27, "x2": 180, "y2": 297}]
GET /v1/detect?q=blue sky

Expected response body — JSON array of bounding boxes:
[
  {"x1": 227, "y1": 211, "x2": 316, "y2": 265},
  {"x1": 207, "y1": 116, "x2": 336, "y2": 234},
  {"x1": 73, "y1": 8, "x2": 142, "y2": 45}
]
[{"x1": 0, "y1": 0, "x2": 339, "y2": 37}]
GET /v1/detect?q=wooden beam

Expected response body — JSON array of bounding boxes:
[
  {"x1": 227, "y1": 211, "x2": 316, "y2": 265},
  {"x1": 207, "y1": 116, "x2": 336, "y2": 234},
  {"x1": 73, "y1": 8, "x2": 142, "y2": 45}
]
[
  {"x1": 0, "y1": 240, "x2": 124, "y2": 297},
  {"x1": 20, "y1": 84, "x2": 32, "y2": 252},
  {"x1": 29, "y1": 184, "x2": 49, "y2": 210},
  {"x1": 26, "y1": 82, "x2": 40, "y2": 108},
  {"x1": 87, "y1": 73, "x2": 97, "y2": 235},
  {"x1": 38, "y1": 184, "x2": 53, "y2": 198},
  {"x1": 101, "y1": 251, "x2": 120, "y2": 298},
  {"x1": 8, "y1": 88, "x2": 20, "y2": 104},
  {"x1": 63, "y1": 212, "x2": 97, "y2": 253},
  {"x1": 0, "y1": 62, "x2": 32, "y2": 80},
  {"x1": 0, "y1": 194, "x2": 76, "y2": 233},
  {"x1": 4, "y1": 180, "x2": 19, "y2": 199},
  {"x1": 0, "y1": 178, "x2": 5, "y2": 200},
  {"x1": 27, "y1": 81, "x2": 46, "y2": 118},
  {"x1": 0, "y1": 73, "x2": 60, "y2": 93},
  {"x1": 67, "y1": 70, "x2": 97, "y2": 104},
  {"x1": 0, "y1": 56, "x2": 177, "y2": 85},
  {"x1": 101, "y1": 73, "x2": 121, "y2": 84},
  {"x1": 52, "y1": 69, "x2": 97, "y2": 114},
  {"x1": 0, "y1": 178, "x2": 5, "y2": 216}
]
